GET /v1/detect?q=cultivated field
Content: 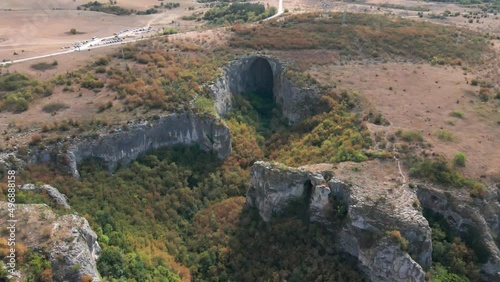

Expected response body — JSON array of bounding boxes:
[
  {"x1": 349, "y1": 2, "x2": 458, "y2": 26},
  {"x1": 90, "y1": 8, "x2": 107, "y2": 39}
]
[{"x1": 0, "y1": 0, "x2": 208, "y2": 61}]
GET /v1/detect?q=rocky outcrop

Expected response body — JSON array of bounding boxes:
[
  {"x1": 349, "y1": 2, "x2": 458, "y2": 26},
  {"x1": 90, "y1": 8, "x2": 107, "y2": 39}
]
[
  {"x1": 20, "y1": 183, "x2": 71, "y2": 209},
  {"x1": 209, "y1": 55, "x2": 319, "y2": 124},
  {"x1": 25, "y1": 113, "x2": 231, "y2": 178},
  {"x1": 246, "y1": 162, "x2": 309, "y2": 222},
  {"x1": 50, "y1": 214, "x2": 101, "y2": 282},
  {"x1": 417, "y1": 185, "x2": 500, "y2": 280},
  {"x1": 245, "y1": 161, "x2": 431, "y2": 282},
  {"x1": 0, "y1": 202, "x2": 101, "y2": 281}
]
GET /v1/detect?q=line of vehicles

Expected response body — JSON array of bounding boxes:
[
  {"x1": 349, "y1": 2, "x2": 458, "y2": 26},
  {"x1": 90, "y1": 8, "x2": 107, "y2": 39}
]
[{"x1": 62, "y1": 26, "x2": 156, "y2": 51}]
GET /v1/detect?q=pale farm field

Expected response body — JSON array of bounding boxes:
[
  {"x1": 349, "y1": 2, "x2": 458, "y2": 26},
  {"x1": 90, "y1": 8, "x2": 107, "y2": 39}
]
[{"x1": 0, "y1": 0, "x2": 208, "y2": 61}]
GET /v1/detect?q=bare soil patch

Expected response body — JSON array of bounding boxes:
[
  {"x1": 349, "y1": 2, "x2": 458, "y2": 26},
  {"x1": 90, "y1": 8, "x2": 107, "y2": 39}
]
[
  {"x1": 0, "y1": 0, "x2": 207, "y2": 61},
  {"x1": 311, "y1": 62, "x2": 500, "y2": 180}
]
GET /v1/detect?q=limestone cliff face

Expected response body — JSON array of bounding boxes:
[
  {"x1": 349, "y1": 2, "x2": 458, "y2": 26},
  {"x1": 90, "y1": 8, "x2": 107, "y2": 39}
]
[
  {"x1": 417, "y1": 185, "x2": 500, "y2": 280},
  {"x1": 26, "y1": 113, "x2": 231, "y2": 178},
  {"x1": 20, "y1": 184, "x2": 70, "y2": 209},
  {"x1": 246, "y1": 161, "x2": 431, "y2": 282},
  {"x1": 246, "y1": 162, "x2": 309, "y2": 222},
  {"x1": 0, "y1": 202, "x2": 101, "y2": 281},
  {"x1": 209, "y1": 55, "x2": 319, "y2": 125},
  {"x1": 50, "y1": 214, "x2": 101, "y2": 282}
]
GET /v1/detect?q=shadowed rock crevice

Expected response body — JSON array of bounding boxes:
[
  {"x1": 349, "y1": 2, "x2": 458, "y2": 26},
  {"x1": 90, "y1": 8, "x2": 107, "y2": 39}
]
[
  {"x1": 210, "y1": 55, "x2": 319, "y2": 125},
  {"x1": 242, "y1": 57, "x2": 274, "y2": 97},
  {"x1": 245, "y1": 161, "x2": 431, "y2": 282}
]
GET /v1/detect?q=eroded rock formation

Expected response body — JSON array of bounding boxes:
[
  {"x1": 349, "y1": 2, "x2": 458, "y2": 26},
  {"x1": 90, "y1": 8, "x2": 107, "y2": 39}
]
[
  {"x1": 246, "y1": 161, "x2": 431, "y2": 282},
  {"x1": 0, "y1": 202, "x2": 101, "y2": 281},
  {"x1": 27, "y1": 113, "x2": 231, "y2": 178},
  {"x1": 20, "y1": 183, "x2": 70, "y2": 209},
  {"x1": 417, "y1": 185, "x2": 500, "y2": 280},
  {"x1": 209, "y1": 55, "x2": 319, "y2": 124},
  {"x1": 245, "y1": 160, "x2": 500, "y2": 281}
]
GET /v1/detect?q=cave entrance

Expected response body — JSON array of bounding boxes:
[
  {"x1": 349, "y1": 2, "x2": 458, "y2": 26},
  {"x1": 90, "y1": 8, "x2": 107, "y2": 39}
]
[
  {"x1": 239, "y1": 57, "x2": 282, "y2": 136},
  {"x1": 244, "y1": 57, "x2": 274, "y2": 98}
]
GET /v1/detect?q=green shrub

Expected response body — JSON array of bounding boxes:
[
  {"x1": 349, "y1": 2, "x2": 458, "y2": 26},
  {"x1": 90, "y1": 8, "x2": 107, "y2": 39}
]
[
  {"x1": 450, "y1": 110, "x2": 464, "y2": 119},
  {"x1": 42, "y1": 102, "x2": 69, "y2": 114},
  {"x1": 193, "y1": 96, "x2": 217, "y2": 117},
  {"x1": 436, "y1": 130, "x2": 454, "y2": 142},
  {"x1": 408, "y1": 157, "x2": 484, "y2": 196},
  {"x1": 4, "y1": 94, "x2": 29, "y2": 112},
  {"x1": 94, "y1": 57, "x2": 109, "y2": 66},
  {"x1": 81, "y1": 75, "x2": 104, "y2": 89},
  {"x1": 31, "y1": 61, "x2": 58, "y2": 71},
  {"x1": 0, "y1": 73, "x2": 33, "y2": 91},
  {"x1": 163, "y1": 28, "x2": 178, "y2": 35},
  {"x1": 401, "y1": 130, "x2": 423, "y2": 142},
  {"x1": 454, "y1": 152, "x2": 466, "y2": 167},
  {"x1": 204, "y1": 3, "x2": 276, "y2": 25}
]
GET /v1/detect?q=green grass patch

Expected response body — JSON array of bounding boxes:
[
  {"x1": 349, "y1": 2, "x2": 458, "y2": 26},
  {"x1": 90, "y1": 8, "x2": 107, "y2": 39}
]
[
  {"x1": 78, "y1": 1, "x2": 132, "y2": 15},
  {"x1": 408, "y1": 156, "x2": 485, "y2": 198},
  {"x1": 401, "y1": 130, "x2": 424, "y2": 142},
  {"x1": 436, "y1": 130, "x2": 454, "y2": 142},
  {"x1": 450, "y1": 110, "x2": 465, "y2": 119},
  {"x1": 453, "y1": 152, "x2": 466, "y2": 167},
  {"x1": 380, "y1": 3, "x2": 430, "y2": 11},
  {"x1": 193, "y1": 95, "x2": 218, "y2": 117},
  {"x1": 0, "y1": 73, "x2": 53, "y2": 112}
]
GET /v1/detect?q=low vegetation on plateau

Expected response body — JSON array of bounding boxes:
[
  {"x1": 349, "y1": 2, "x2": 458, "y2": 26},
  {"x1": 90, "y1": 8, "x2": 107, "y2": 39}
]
[
  {"x1": 203, "y1": 3, "x2": 276, "y2": 25},
  {"x1": 78, "y1": 1, "x2": 177, "y2": 15},
  {"x1": 0, "y1": 11, "x2": 496, "y2": 281},
  {"x1": 230, "y1": 12, "x2": 492, "y2": 64}
]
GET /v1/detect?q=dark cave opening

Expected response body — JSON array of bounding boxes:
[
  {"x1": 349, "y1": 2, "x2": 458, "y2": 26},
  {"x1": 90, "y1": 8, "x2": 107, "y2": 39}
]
[
  {"x1": 232, "y1": 57, "x2": 288, "y2": 138},
  {"x1": 244, "y1": 57, "x2": 274, "y2": 97},
  {"x1": 242, "y1": 58, "x2": 276, "y2": 122}
]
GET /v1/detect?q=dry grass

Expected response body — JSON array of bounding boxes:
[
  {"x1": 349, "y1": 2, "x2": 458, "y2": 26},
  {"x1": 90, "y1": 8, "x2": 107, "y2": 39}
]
[
  {"x1": 311, "y1": 63, "x2": 499, "y2": 180},
  {"x1": 230, "y1": 12, "x2": 492, "y2": 65}
]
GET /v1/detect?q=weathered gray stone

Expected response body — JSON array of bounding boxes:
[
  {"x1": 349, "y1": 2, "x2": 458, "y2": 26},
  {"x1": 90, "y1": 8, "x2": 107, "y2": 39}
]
[
  {"x1": 417, "y1": 185, "x2": 500, "y2": 281},
  {"x1": 245, "y1": 161, "x2": 309, "y2": 222},
  {"x1": 209, "y1": 55, "x2": 320, "y2": 125},
  {"x1": 26, "y1": 113, "x2": 231, "y2": 178},
  {"x1": 50, "y1": 214, "x2": 101, "y2": 282},
  {"x1": 245, "y1": 161, "x2": 431, "y2": 282},
  {"x1": 0, "y1": 202, "x2": 101, "y2": 281},
  {"x1": 20, "y1": 183, "x2": 71, "y2": 209}
]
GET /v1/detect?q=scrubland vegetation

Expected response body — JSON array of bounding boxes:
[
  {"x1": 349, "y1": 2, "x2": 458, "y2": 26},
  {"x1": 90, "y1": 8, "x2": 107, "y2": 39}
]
[
  {"x1": 183, "y1": 3, "x2": 276, "y2": 25},
  {"x1": 424, "y1": 208, "x2": 488, "y2": 282},
  {"x1": 78, "y1": 1, "x2": 173, "y2": 15},
  {"x1": 0, "y1": 11, "x2": 496, "y2": 281},
  {"x1": 230, "y1": 13, "x2": 491, "y2": 64},
  {"x1": 203, "y1": 3, "x2": 276, "y2": 25},
  {"x1": 0, "y1": 73, "x2": 53, "y2": 112}
]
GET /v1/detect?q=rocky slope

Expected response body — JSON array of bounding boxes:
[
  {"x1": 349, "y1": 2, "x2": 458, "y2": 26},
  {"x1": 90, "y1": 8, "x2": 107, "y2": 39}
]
[
  {"x1": 245, "y1": 160, "x2": 500, "y2": 281},
  {"x1": 0, "y1": 201, "x2": 101, "y2": 281},
  {"x1": 417, "y1": 184, "x2": 500, "y2": 280},
  {"x1": 1, "y1": 113, "x2": 231, "y2": 178},
  {"x1": 209, "y1": 55, "x2": 319, "y2": 124}
]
